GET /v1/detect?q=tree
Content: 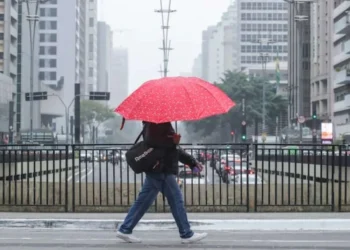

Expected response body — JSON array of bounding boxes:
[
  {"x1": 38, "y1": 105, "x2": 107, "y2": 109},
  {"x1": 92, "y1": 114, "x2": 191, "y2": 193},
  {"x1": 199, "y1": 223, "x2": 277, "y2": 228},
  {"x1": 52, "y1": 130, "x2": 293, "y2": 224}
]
[
  {"x1": 185, "y1": 70, "x2": 287, "y2": 142},
  {"x1": 80, "y1": 100, "x2": 115, "y2": 141}
]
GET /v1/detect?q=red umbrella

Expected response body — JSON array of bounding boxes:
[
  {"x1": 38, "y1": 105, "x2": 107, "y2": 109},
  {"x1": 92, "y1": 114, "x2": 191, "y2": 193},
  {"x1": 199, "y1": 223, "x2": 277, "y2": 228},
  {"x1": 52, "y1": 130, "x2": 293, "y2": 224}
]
[{"x1": 115, "y1": 76, "x2": 235, "y2": 123}]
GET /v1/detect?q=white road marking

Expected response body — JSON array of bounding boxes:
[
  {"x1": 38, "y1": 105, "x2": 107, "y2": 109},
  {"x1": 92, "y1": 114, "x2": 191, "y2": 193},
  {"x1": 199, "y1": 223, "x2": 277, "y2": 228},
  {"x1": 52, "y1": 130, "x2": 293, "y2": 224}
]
[{"x1": 77, "y1": 169, "x2": 93, "y2": 183}]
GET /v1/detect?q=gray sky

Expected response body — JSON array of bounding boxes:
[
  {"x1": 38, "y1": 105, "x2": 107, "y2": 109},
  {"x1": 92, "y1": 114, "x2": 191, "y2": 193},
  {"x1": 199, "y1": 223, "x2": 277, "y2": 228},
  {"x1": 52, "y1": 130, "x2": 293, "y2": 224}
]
[{"x1": 100, "y1": 0, "x2": 231, "y2": 93}]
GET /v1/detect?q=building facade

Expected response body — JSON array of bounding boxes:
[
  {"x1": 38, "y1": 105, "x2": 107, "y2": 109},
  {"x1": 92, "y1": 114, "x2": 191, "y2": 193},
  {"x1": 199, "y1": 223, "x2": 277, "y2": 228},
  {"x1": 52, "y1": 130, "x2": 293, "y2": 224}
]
[
  {"x1": 287, "y1": 0, "x2": 311, "y2": 125},
  {"x1": 97, "y1": 21, "x2": 112, "y2": 92},
  {"x1": 201, "y1": 3, "x2": 238, "y2": 83},
  {"x1": 109, "y1": 48, "x2": 129, "y2": 109},
  {"x1": 333, "y1": 0, "x2": 350, "y2": 137},
  {"x1": 191, "y1": 54, "x2": 202, "y2": 78},
  {"x1": 36, "y1": 0, "x2": 98, "y2": 134},
  {"x1": 237, "y1": 0, "x2": 288, "y2": 69},
  {"x1": 310, "y1": 0, "x2": 333, "y2": 124}
]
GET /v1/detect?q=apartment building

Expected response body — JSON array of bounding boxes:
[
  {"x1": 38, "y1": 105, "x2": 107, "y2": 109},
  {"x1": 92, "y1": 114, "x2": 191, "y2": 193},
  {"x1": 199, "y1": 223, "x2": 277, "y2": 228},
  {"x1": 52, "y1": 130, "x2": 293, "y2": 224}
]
[
  {"x1": 97, "y1": 21, "x2": 112, "y2": 92},
  {"x1": 333, "y1": 0, "x2": 350, "y2": 137},
  {"x1": 0, "y1": 0, "x2": 17, "y2": 134}
]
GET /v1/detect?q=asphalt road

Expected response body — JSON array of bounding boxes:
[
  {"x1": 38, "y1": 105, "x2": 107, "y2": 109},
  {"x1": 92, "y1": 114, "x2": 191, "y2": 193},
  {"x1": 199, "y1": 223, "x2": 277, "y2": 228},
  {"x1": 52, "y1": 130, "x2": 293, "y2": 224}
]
[
  {"x1": 1, "y1": 228, "x2": 350, "y2": 249},
  {"x1": 65, "y1": 160, "x2": 223, "y2": 184}
]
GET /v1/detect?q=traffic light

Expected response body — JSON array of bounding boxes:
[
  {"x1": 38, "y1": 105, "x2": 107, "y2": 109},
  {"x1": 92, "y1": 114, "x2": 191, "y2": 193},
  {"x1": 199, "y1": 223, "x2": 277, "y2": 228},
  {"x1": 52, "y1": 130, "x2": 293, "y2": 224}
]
[
  {"x1": 312, "y1": 113, "x2": 317, "y2": 119},
  {"x1": 241, "y1": 121, "x2": 247, "y2": 141}
]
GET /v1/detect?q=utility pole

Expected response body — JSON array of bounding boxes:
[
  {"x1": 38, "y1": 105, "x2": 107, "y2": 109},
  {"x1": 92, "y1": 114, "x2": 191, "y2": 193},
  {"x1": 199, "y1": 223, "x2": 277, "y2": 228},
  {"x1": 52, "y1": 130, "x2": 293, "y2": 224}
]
[
  {"x1": 155, "y1": 0, "x2": 176, "y2": 77},
  {"x1": 23, "y1": 0, "x2": 50, "y2": 141},
  {"x1": 250, "y1": 37, "x2": 276, "y2": 135}
]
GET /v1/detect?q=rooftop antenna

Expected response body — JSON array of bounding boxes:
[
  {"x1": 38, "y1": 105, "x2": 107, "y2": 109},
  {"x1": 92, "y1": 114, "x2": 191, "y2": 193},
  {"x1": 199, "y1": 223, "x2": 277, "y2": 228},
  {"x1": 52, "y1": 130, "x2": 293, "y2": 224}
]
[{"x1": 155, "y1": 0, "x2": 176, "y2": 77}]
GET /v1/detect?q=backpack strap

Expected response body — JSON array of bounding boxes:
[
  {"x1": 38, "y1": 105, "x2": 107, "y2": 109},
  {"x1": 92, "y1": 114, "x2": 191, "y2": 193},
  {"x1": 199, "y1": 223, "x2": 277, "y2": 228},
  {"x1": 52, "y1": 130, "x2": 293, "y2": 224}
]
[{"x1": 134, "y1": 124, "x2": 146, "y2": 144}]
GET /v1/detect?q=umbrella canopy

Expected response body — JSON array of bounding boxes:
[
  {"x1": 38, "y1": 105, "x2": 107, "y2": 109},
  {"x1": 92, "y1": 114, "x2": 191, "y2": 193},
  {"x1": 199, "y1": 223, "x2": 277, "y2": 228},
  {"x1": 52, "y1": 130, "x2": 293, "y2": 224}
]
[{"x1": 115, "y1": 76, "x2": 235, "y2": 123}]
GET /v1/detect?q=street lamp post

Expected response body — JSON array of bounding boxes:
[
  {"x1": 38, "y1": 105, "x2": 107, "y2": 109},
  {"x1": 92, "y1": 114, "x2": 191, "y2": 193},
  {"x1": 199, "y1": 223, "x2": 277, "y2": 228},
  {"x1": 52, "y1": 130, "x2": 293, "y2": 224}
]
[{"x1": 23, "y1": 0, "x2": 50, "y2": 141}]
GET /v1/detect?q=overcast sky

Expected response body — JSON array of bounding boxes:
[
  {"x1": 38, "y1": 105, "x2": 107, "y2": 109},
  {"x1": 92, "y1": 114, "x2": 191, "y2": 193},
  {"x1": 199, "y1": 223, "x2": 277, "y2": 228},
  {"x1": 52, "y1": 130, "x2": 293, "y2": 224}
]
[{"x1": 99, "y1": 0, "x2": 232, "y2": 93}]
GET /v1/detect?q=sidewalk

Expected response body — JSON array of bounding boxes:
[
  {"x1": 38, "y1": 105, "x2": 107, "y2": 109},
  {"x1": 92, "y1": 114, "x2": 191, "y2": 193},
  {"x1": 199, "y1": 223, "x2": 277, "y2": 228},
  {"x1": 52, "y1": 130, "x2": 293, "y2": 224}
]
[{"x1": 1, "y1": 212, "x2": 350, "y2": 231}]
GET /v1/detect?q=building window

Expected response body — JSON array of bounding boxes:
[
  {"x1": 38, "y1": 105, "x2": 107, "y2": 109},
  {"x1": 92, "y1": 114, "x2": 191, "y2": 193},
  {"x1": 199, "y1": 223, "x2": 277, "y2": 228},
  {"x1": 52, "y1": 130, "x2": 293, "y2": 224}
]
[
  {"x1": 49, "y1": 8, "x2": 57, "y2": 17},
  {"x1": 89, "y1": 17, "x2": 94, "y2": 27},
  {"x1": 48, "y1": 21, "x2": 57, "y2": 29},
  {"x1": 48, "y1": 46, "x2": 56, "y2": 55},
  {"x1": 0, "y1": 33, "x2": 3, "y2": 40},
  {"x1": 39, "y1": 46, "x2": 45, "y2": 55},
  {"x1": 89, "y1": 67, "x2": 93, "y2": 77},
  {"x1": 39, "y1": 21, "x2": 45, "y2": 29},
  {"x1": 49, "y1": 72, "x2": 56, "y2": 80},
  {"x1": 49, "y1": 59, "x2": 56, "y2": 68},
  {"x1": 39, "y1": 59, "x2": 45, "y2": 67},
  {"x1": 0, "y1": 14, "x2": 4, "y2": 21},
  {"x1": 48, "y1": 0, "x2": 57, "y2": 3}
]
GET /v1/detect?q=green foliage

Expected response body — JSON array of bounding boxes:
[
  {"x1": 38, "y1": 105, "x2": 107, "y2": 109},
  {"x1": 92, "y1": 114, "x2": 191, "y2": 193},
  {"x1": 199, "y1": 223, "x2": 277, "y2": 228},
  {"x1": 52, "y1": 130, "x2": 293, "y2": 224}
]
[
  {"x1": 80, "y1": 100, "x2": 115, "y2": 126},
  {"x1": 185, "y1": 70, "x2": 287, "y2": 141}
]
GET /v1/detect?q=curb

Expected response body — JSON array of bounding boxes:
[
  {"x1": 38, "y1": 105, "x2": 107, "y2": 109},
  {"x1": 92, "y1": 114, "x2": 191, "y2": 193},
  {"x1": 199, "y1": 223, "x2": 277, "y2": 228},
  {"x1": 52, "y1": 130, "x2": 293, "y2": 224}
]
[{"x1": 1, "y1": 219, "x2": 350, "y2": 231}]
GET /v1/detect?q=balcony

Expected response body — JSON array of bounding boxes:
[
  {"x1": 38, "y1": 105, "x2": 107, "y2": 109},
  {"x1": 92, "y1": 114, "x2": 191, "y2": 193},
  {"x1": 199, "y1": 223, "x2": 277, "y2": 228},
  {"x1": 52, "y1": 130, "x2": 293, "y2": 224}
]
[
  {"x1": 334, "y1": 69, "x2": 350, "y2": 85},
  {"x1": 334, "y1": 95, "x2": 350, "y2": 113},
  {"x1": 333, "y1": 52, "x2": 350, "y2": 67},
  {"x1": 335, "y1": 14, "x2": 350, "y2": 34},
  {"x1": 334, "y1": 1, "x2": 350, "y2": 20}
]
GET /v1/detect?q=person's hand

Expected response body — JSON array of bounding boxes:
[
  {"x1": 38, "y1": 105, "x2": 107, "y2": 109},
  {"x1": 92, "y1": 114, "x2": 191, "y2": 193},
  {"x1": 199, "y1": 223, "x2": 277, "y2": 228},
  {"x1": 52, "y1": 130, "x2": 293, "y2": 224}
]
[
  {"x1": 192, "y1": 162, "x2": 203, "y2": 173},
  {"x1": 168, "y1": 133, "x2": 181, "y2": 144}
]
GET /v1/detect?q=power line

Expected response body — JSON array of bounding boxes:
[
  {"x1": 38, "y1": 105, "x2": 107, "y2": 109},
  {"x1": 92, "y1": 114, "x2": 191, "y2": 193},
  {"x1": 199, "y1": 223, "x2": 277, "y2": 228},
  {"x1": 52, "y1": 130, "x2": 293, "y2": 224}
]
[{"x1": 155, "y1": 0, "x2": 176, "y2": 77}]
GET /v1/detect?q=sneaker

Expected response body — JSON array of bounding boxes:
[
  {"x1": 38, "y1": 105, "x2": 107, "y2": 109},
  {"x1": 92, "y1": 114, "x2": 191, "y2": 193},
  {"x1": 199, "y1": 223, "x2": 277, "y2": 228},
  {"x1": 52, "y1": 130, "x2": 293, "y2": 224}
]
[
  {"x1": 116, "y1": 231, "x2": 141, "y2": 243},
  {"x1": 181, "y1": 232, "x2": 208, "y2": 244}
]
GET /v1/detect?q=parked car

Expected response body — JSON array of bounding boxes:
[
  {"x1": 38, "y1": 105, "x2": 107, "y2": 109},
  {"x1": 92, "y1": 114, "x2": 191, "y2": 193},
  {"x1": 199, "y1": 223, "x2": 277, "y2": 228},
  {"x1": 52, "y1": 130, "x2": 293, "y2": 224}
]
[
  {"x1": 221, "y1": 162, "x2": 254, "y2": 183},
  {"x1": 177, "y1": 170, "x2": 209, "y2": 187},
  {"x1": 79, "y1": 151, "x2": 92, "y2": 162},
  {"x1": 234, "y1": 174, "x2": 263, "y2": 185}
]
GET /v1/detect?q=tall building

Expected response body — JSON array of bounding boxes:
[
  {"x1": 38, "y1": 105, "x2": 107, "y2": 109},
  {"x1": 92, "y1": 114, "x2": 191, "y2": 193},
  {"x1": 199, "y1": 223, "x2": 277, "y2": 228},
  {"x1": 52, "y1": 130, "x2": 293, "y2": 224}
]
[
  {"x1": 36, "y1": 0, "x2": 98, "y2": 133},
  {"x1": 97, "y1": 21, "x2": 113, "y2": 92},
  {"x1": 333, "y1": 0, "x2": 350, "y2": 137},
  {"x1": 191, "y1": 54, "x2": 202, "y2": 78},
  {"x1": 201, "y1": 3, "x2": 239, "y2": 83},
  {"x1": 109, "y1": 48, "x2": 129, "y2": 109},
  {"x1": 86, "y1": 0, "x2": 98, "y2": 93},
  {"x1": 310, "y1": 0, "x2": 333, "y2": 123},
  {"x1": 287, "y1": 1, "x2": 311, "y2": 125},
  {"x1": 237, "y1": 0, "x2": 289, "y2": 69},
  {"x1": 0, "y1": 0, "x2": 17, "y2": 137}
]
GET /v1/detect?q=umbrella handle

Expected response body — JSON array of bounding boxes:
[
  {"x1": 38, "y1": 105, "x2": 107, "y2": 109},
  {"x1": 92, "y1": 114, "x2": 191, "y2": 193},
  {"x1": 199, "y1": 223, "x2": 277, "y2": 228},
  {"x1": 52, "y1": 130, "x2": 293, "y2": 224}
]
[{"x1": 120, "y1": 117, "x2": 125, "y2": 130}]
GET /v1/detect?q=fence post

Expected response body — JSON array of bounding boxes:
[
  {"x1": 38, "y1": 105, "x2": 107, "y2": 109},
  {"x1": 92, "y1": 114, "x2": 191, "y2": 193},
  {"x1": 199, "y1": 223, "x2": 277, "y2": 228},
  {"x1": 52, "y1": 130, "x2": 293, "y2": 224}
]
[
  {"x1": 72, "y1": 145, "x2": 76, "y2": 212},
  {"x1": 331, "y1": 145, "x2": 335, "y2": 212},
  {"x1": 65, "y1": 145, "x2": 69, "y2": 212},
  {"x1": 254, "y1": 143, "x2": 258, "y2": 212},
  {"x1": 338, "y1": 145, "x2": 342, "y2": 212}
]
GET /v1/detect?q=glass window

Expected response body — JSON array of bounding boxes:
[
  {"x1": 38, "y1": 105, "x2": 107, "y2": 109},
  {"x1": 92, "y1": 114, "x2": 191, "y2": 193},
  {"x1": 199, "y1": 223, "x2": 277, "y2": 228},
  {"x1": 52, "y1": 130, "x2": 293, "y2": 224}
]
[
  {"x1": 89, "y1": 17, "x2": 94, "y2": 27},
  {"x1": 49, "y1": 34, "x2": 57, "y2": 42},
  {"x1": 48, "y1": 46, "x2": 56, "y2": 55},
  {"x1": 50, "y1": 72, "x2": 56, "y2": 80},
  {"x1": 39, "y1": 46, "x2": 45, "y2": 55},
  {"x1": 49, "y1": 8, "x2": 57, "y2": 17},
  {"x1": 39, "y1": 21, "x2": 45, "y2": 29},
  {"x1": 39, "y1": 72, "x2": 45, "y2": 80},
  {"x1": 49, "y1": 59, "x2": 56, "y2": 68},
  {"x1": 39, "y1": 59, "x2": 45, "y2": 67}
]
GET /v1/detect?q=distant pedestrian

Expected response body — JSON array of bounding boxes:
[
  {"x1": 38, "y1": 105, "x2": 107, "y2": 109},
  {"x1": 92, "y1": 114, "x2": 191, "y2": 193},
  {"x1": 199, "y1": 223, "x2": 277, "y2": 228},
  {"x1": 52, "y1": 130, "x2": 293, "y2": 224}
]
[{"x1": 117, "y1": 121, "x2": 208, "y2": 244}]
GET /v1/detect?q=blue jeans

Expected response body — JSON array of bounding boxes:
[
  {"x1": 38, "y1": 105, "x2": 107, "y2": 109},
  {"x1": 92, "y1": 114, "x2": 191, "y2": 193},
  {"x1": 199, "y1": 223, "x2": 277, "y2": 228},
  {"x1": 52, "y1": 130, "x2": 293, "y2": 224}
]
[{"x1": 118, "y1": 173, "x2": 194, "y2": 239}]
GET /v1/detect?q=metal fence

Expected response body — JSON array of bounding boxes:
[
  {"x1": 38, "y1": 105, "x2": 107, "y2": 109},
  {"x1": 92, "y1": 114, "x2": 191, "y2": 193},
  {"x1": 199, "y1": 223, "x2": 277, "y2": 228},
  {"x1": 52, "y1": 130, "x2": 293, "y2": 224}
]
[{"x1": 0, "y1": 143, "x2": 349, "y2": 212}]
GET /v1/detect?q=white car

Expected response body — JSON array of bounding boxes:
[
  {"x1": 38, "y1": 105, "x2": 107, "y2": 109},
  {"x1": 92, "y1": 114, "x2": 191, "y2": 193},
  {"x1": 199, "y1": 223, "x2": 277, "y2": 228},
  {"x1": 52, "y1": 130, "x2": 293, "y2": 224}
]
[
  {"x1": 178, "y1": 170, "x2": 209, "y2": 186},
  {"x1": 234, "y1": 174, "x2": 263, "y2": 185}
]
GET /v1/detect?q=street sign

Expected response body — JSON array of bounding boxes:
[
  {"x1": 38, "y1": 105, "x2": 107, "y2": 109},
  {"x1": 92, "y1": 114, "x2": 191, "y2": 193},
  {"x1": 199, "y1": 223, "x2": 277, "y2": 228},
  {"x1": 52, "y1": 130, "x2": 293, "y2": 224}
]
[
  {"x1": 89, "y1": 91, "x2": 110, "y2": 101},
  {"x1": 25, "y1": 91, "x2": 48, "y2": 101},
  {"x1": 298, "y1": 116, "x2": 305, "y2": 123}
]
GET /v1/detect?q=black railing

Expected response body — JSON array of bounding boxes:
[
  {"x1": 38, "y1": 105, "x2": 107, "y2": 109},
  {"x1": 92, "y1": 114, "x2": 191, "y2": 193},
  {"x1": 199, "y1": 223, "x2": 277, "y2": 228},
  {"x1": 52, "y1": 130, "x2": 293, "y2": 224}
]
[{"x1": 0, "y1": 143, "x2": 349, "y2": 212}]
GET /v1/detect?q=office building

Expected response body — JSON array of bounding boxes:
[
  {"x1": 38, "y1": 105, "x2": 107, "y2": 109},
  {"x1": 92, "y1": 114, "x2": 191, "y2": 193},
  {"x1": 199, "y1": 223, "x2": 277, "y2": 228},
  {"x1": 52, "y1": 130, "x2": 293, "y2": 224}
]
[
  {"x1": 109, "y1": 48, "x2": 129, "y2": 109},
  {"x1": 97, "y1": 21, "x2": 113, "y2": 92},
  {"x1": 201, "y1": 3, "x2": 238, "y2": 83},
  {"x1": 310, "y1": 1, "x2": 333, "y2": 124},
  {"x1": 333, "y1": 0, "x2": 350, "y2": 137},
  {"x1": 237, "y1": 0, "x2": 289, "y2": 69},
  {"x1": 34, "y1": 0, "x2": 98, "y2": 133},
  {"x1": 191, "y1": 54, "x2": 202, "y2": 78},
  {"x1": 0, "y1": 0, "x2": 17, "y2": 136},
  {"x1": 287, "y1": 1, "x2": 311, "y2": 125}
]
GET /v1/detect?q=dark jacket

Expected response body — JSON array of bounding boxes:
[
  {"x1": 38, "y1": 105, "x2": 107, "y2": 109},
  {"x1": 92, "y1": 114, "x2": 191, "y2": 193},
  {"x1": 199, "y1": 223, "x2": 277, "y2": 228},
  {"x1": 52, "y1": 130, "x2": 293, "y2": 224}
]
[{"x1": 142, "y1": 122, "x2": 197, "y2": 175}]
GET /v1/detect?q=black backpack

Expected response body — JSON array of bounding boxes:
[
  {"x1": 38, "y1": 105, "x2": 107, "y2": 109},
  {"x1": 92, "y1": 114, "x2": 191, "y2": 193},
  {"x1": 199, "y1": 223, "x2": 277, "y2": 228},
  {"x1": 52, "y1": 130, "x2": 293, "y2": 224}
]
[{"x1": 125, "y1": 127, "x2": 164, "y2": 174}]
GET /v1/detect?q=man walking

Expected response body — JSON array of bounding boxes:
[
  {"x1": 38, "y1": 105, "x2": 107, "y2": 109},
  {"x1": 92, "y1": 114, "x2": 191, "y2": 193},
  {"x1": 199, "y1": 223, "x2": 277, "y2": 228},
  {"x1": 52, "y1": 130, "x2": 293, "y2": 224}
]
[{"x1": 117, "y1": 122, "x2": 208, "y2": 244}]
